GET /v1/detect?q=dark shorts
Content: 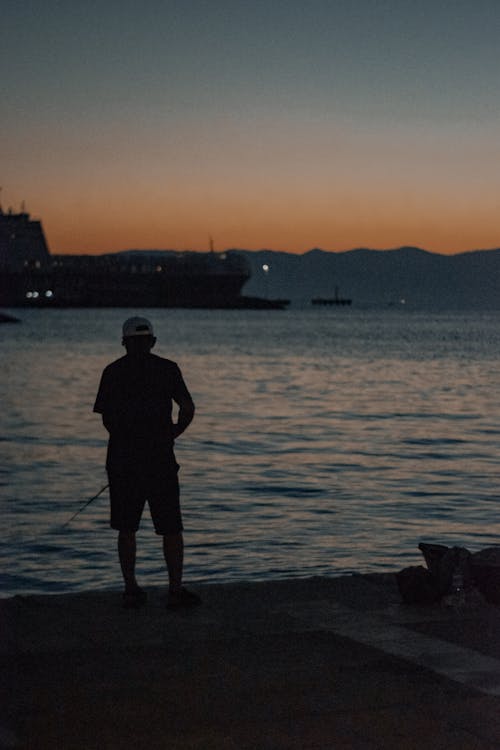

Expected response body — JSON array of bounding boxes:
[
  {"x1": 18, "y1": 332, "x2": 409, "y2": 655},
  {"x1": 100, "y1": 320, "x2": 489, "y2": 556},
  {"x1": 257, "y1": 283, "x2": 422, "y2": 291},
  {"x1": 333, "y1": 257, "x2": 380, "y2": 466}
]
[{"x1": 107, "y1": 463, "x2": 183, "y2": 535}]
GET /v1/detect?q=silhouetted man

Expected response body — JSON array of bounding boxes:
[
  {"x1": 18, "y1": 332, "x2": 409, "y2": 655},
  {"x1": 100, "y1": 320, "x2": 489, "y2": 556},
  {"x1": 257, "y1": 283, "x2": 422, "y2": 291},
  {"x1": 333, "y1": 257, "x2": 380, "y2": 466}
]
[{"x1": 94, "y1": 316, "x2": 200, "y2": 609}]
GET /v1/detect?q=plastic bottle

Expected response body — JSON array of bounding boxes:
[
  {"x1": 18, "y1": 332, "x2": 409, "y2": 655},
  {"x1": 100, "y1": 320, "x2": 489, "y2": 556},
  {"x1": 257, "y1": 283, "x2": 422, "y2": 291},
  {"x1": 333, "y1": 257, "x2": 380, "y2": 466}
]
[{"x1": 444, "y1": 569, "x2": 466, "y2": 609}]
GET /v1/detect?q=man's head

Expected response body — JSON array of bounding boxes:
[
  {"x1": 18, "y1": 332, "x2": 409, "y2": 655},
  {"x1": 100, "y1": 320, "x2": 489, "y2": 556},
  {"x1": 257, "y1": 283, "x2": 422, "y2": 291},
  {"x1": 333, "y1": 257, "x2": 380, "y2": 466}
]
[{"x1": 122, "y1": 316, "x2": 156, "y2": 355}]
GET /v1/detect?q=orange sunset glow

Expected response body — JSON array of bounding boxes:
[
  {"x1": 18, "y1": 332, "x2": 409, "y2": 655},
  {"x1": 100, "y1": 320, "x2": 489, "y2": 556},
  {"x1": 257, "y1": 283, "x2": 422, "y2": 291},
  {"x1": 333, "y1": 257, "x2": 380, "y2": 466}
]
[{"x1": 3, "y1": 2, "x2": 500, "y2": 256}]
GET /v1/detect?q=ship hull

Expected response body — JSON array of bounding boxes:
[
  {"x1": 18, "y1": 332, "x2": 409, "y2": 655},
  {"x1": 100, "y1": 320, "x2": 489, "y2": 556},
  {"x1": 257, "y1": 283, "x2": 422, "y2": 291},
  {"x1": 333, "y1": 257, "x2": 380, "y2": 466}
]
[{"x1": 0, "y1": 268, "x2": 249, "y2": 308}]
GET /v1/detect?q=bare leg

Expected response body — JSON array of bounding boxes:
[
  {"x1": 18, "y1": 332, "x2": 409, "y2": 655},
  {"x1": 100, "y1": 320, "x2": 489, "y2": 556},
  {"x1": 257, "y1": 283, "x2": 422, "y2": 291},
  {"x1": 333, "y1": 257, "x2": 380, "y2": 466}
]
[
  {"x1": 118, "y1": 530, "x2": 138, "y2": 591},
  {"x1": 163, "y1": 532, "x2": 184, "y2": 593}
]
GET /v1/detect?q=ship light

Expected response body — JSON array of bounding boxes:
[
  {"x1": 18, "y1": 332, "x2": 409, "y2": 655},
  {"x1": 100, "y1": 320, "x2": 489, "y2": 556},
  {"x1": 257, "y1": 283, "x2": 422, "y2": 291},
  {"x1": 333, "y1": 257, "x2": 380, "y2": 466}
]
[
  {"x1": 45, "y1": 290, "x2": 53, "y2": 298},
  {"x1": 262, "y1": 264, "x2": 270, "y2": 298},
  {"x1": 156, "y1": 265, "x2": 163, "y2": 272},
  {"x1": 32, "y1": 291, "x2": 39, "y2": 298},
  {"x1": 26, "y1": 291, "x2": 33, "y2": 298}
]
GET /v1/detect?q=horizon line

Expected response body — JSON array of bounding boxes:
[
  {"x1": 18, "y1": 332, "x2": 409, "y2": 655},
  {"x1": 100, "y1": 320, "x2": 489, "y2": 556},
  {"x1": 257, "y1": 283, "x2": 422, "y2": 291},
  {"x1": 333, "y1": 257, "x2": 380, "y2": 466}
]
[{"x1": 53, "y1": 244, "x2": 500, "y2": 258}]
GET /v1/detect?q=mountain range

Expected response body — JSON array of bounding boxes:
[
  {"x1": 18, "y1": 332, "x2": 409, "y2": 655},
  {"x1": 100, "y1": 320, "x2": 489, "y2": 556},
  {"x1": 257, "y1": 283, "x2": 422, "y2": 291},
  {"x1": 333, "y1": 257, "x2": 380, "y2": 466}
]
[{"x1": 233, "y1": 247, "x2": 500, "y2": 310}]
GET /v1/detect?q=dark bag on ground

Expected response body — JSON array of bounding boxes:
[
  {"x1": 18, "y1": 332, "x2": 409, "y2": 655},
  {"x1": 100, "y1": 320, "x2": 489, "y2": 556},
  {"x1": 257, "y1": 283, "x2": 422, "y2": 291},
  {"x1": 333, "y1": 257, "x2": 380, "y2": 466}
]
[
  {"x1": 471, "y1": 547, "x2": 500, "y2": 604},
  {"x1": 396, "y1": 543, "x2": 472, "y2": 605}
]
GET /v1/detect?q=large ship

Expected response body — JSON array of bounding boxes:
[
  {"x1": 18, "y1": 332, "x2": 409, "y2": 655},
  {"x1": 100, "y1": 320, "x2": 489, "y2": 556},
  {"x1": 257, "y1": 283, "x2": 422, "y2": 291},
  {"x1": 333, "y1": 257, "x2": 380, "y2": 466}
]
[{"x1": 0, "y1": 207, "x2": 281, "y2": 308}]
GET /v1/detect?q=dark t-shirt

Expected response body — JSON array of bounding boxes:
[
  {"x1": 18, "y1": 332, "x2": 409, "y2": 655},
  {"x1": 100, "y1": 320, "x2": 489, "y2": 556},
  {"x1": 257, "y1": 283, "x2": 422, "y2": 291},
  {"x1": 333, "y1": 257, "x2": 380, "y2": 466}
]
[{"x1": 93, "y1": 353, "x2": 193, "y2": 473}]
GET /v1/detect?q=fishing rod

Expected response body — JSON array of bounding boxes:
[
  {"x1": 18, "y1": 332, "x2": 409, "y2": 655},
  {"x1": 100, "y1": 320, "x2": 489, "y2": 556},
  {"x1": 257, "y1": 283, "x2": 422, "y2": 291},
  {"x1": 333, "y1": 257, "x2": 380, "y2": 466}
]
[{"x1": 62, "y1": 484, "x2": 109, "y2": 528}]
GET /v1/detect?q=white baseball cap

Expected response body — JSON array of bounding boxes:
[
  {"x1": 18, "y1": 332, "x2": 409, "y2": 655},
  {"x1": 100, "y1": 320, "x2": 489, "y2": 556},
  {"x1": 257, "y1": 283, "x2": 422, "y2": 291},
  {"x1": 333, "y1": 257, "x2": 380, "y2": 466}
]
[{"x1": 122, "y1": 317, "x2": 154, "y2": 338}]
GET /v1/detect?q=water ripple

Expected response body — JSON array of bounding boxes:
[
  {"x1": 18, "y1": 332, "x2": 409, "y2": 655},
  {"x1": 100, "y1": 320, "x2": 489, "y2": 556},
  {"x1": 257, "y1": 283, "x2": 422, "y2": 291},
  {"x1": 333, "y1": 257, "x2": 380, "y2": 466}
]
[{"x1": 2, "y1": 308, "x2": 500, "y2": 596}]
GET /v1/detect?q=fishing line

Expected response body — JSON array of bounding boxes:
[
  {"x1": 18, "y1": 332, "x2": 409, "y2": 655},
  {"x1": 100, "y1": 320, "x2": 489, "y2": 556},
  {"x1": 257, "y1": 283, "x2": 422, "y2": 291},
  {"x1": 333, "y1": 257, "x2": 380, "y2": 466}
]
[
  {"x1": 61, "y1": 484, "x2": 109, "y2": 528},
  {"x1": 8, "y1": 484, "x2": 110, "y2": 545}
]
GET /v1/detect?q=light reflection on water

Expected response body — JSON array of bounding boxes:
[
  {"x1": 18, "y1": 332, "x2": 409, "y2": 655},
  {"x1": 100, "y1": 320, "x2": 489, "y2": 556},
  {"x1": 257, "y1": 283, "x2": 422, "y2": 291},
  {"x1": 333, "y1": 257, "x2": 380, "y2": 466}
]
[{"x1": 1, "y1": 308, "x2": 500, "y2": 596}]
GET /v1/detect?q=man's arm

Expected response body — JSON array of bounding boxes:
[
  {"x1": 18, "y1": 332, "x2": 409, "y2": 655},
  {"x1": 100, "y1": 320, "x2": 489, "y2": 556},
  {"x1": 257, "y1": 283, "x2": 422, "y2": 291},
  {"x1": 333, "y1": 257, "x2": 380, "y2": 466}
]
[
  {"x1": 173, "y1": 397, "x2": 195, "y2": 439},
  {"x1": 101, "y1": 413, "x2": 117, "y2": 434},
  {"x1": 94, "y1": 366, "x2": 116, "y2": 433}
]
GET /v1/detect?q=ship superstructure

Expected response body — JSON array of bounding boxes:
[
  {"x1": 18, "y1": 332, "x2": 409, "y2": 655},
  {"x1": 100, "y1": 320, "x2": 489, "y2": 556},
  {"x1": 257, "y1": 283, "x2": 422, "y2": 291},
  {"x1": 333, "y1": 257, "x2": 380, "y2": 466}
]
[{"x1": 0, "y1": 206, "x2": 51, "y2": 271}]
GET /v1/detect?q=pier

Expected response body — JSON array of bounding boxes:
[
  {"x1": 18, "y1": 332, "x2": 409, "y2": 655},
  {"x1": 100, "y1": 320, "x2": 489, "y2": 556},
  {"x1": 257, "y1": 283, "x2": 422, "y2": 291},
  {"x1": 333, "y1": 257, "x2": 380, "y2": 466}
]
[{"x1": 3, "y1": 573, "x2": 500, "y2": 748}]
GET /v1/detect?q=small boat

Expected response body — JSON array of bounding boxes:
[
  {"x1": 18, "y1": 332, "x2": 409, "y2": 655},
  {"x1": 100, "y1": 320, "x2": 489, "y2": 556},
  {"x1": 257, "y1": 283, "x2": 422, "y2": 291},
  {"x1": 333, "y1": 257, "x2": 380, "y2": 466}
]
[{"x1": 312, "y1": 286, "x2": 352, "y2": 306}]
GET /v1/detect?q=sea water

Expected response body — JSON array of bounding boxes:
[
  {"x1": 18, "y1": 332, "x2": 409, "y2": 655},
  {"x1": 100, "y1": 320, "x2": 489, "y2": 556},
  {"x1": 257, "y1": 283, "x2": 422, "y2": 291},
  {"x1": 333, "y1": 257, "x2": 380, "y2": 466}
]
[{"x1": 1, "y1": 307, "x2": 499, "y2": 596}]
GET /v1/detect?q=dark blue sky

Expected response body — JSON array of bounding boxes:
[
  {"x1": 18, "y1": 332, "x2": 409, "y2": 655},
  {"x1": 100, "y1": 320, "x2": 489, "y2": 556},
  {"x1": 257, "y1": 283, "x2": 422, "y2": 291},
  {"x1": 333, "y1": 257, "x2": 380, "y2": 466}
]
[{"x1": 2, "y1": 0, "x2": 500, "y2": 253}]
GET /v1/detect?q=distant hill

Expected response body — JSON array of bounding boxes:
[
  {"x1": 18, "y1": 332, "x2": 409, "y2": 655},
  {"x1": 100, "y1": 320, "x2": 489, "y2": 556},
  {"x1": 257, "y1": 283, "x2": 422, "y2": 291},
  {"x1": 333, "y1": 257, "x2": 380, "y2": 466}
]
[{"x1": 232, "y1": 246, "x2": 500, "y2": 309}]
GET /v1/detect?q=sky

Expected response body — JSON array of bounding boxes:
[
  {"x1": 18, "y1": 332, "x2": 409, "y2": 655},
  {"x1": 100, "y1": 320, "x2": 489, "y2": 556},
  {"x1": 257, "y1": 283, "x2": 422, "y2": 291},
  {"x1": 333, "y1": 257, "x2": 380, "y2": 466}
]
[{"x1": 2, "y1": 0, "x2": 500, "y2": 255}]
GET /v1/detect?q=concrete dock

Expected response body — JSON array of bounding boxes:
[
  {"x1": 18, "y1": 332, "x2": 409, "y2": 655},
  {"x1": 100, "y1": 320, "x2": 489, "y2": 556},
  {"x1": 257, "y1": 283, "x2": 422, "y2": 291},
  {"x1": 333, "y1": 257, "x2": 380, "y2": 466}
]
[{"x1": 2, "y1": 573, "x2": 500, "y2": 749}]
